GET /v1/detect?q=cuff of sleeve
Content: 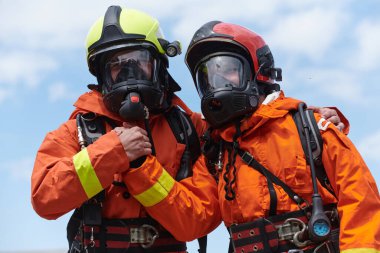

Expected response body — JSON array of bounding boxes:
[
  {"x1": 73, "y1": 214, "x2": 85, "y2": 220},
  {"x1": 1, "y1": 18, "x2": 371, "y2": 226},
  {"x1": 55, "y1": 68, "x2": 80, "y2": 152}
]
[
  {"x1": 123, "y1": 156, "x2": 175, "y2": 207},
  {"x1": 86, "y1": 130, "x2": 130, "y2": 181}
]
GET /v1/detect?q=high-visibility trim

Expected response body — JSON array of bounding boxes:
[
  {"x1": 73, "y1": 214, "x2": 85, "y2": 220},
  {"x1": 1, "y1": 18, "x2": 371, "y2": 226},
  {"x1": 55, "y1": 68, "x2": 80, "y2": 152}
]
[
  {"x1": 342, "y1": 249, "x2": 380, "y2": 253},
  {"x1": 133, "y1": 169, "x2": 175, "y2": 207},
  {"x1": 73, "y1": 148, "x2": 103, "y2": 198}
]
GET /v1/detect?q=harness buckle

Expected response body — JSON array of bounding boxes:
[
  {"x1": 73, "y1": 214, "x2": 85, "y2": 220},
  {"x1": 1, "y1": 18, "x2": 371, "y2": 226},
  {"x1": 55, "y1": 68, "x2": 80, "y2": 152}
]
[
  {"x1": 241, "y1": 151, "x2": 254, "y2": 165},
  {"x1": 276, "y1": 218, "x2": 311, "y2": 248},
  {"x1": 130, "y1": 224, "x2": 159, "y2": 248},
  {"x1": 288, "y1": 249, "x2": 304, "y2": 253}
]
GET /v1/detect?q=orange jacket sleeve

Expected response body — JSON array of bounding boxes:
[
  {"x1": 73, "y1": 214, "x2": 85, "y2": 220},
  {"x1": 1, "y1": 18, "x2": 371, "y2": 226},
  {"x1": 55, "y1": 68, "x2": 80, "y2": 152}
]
[
  {"x1": 320, "y1": 122, "x2": 380, "y2": 252},
  {"x1": 31, "y1": 119, "x2": 129, "y2": 219},
  {"x1": 327, "y1": 106, "x2": 350, "y2": 135},
  {"x1": 123, "y1": 155, "x2": 221, "y2": 242}
]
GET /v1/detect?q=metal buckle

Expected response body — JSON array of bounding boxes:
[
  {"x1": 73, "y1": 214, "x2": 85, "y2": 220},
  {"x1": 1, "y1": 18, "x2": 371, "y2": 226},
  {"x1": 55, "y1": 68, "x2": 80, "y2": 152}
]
[
  {"x1": 241, "y1": 152, "x2": 254, "y2": 165},
  {"x1": 130, "y1": 224, "x2": 159, "y2": 248},
  {"x1": 69, "y1": 240, "x2": 82, "y2": 253},
  {"x1": 313, "y1": 241, "x2": 333, "y2": 253},
  {"x1": 288, "y1": 249, "x2": 304, "y2": 253},
  {"x1": 276, "y1": 218, "x2": 311, "y2": 248}
]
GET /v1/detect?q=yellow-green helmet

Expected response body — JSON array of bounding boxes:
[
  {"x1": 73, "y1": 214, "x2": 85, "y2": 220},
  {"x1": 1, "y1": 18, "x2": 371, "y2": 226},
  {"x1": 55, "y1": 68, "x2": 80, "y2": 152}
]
[
  {"x1": 85, "y1": 6, "x2": 182, "y2": 116},
  {"x1": 86, "y1": 5, "x2": 181, "y2": 77}
]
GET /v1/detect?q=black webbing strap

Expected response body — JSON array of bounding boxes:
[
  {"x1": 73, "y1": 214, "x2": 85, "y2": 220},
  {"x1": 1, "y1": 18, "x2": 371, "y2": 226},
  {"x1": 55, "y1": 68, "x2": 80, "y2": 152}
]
[
  {"x1": 260, "y1": 165, "x2": 277, "y2": 216},
  {"x1": 197, "y1": 235, "x2": 207, "y2": 253},
  {"x1": 236, "y1": 148, "x2": 306, "y2": 209}
]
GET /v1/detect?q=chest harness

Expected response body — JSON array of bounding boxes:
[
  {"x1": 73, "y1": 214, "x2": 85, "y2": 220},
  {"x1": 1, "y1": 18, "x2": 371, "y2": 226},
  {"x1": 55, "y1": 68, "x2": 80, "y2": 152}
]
[
  {"x1": 68, "y1": 106, "x2": 205, "y2": 253},
  {"x1": 202, "y1": 103, "x2": 340, "y2": 253}
]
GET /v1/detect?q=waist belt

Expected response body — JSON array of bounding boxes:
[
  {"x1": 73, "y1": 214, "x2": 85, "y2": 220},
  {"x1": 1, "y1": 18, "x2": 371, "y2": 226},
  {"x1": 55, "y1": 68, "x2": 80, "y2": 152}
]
[
  {"x1": 229, "y1": 205, "x2": 340, "y2": 253},
  {"x1": 72, "y1": 218, "x2": 186, "y2": 253}
]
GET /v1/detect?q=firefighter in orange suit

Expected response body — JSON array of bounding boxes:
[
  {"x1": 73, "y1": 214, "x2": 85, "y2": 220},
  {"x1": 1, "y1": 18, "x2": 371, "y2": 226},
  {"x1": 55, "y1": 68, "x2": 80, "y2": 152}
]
[
  {"x1": 185, "y1": 21, "x2": 380, "y2": 253},
  {"x1": 31, "y1": 6, "x2": 349, "y2": 253},
  {"x1": 31, "y1": 6, "x2": 220, "y2": 253}
]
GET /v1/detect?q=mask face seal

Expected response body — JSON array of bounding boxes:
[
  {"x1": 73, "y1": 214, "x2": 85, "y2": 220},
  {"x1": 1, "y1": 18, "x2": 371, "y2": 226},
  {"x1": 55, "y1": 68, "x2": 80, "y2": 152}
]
[
  {"x1": 196, "y1": 55, "x2": 245, "y2": 97},
  {"x1": 103, "y1": 49, "x2": 156, "y2": 91},
  {"x1": 100, "y1": 48, "x2": 167, "y2": 121},
  {"x1": 195, "y1": 53, "x2": 260, "y2": 128}
]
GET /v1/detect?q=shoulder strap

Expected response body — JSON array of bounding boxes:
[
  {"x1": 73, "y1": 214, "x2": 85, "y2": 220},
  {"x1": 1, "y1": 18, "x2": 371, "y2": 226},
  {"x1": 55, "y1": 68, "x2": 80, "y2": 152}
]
[
  {"x1": 76, "y1": 112, "x2": 106, "y2": 145},
  {"x1": 67, "y1": 113, "x2": 110, "y2": 250},
  {"x1": 165, "y1": 106, "x2": 201, "y2": 181},
  {"x1": 165, "y1": 107, "x2": 206, "y2": 252},
  {"x1": 235, "y1": 147, "x2": 307, "y2": 208},
  {"x1": 292, "y1": 109, "x2": 336, "y2": 196}
]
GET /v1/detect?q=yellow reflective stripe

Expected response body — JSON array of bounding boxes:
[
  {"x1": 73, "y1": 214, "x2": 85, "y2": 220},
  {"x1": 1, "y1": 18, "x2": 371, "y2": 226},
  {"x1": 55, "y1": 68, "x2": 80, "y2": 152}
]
[
  {"x1": 73, "y1": 148, "x2": 103, "y2": 198},
  {"x1": 133, "y1": 170, "x2": 175, "y2": 207},
  {"x1": 342, "y1": 249, "x2": 380, "y2": 253}
]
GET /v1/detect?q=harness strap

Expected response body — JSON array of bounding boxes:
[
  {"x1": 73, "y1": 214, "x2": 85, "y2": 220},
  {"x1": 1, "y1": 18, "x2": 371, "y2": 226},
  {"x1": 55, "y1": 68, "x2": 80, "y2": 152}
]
[
  {"x1": 260, "y1": 166, "x2": 278, "y2": 216},
  {"x1": 292, "y1": 109, "x2": 336, "y2": 198},
  {"x1": 75, "y1": 218, "x2": 186, "y2": 253},
  {"x1": 237, "y1": 148, "x2": 307, "y2": 209},
  {"x1": 229, "y1": 204, "x2": 339, "y2": 253}
]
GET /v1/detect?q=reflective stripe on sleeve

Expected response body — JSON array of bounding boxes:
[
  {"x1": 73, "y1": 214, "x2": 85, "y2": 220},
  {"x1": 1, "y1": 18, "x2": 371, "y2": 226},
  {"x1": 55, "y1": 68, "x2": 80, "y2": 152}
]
[
  {"x1": 73, "y1": 148, "x2": 103, "y2": 198},
  {"x1": 342, "y1": 249, "x2": 380, "y2": 253},
  {"x1": 133, "y1": 169, "x2": 175, "y2": 207}
]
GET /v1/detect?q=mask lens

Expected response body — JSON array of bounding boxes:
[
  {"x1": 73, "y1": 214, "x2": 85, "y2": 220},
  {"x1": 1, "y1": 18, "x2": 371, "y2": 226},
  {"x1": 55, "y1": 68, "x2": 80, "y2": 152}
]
[
  {"x1": 195, "y1": 55, "x2": 244, "y2": 97},
  {"x1": 105, "y1": 49, "x2": 156, "y2": 85}
]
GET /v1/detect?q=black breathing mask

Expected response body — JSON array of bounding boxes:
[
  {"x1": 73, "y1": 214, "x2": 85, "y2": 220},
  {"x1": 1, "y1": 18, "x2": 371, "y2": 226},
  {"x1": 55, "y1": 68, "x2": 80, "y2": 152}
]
[
  {"x1": 195, "y1": 54, "x2": 260, "y2": 128},
  {"x1": 100, "y1": 48, "x2": 168, "y2": 121},
  {"x1": 200, "y1": 81, "x2": 260, "y2": 128},
  {"x1": 119, "y1": 92, "x2": 146, "y2": 121}
]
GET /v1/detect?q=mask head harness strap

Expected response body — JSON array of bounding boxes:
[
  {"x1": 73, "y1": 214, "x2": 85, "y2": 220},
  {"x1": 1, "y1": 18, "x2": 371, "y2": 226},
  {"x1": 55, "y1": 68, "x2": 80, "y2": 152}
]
[{"x1": 255, "y1": 45, "x2": 282, "y2": 95}]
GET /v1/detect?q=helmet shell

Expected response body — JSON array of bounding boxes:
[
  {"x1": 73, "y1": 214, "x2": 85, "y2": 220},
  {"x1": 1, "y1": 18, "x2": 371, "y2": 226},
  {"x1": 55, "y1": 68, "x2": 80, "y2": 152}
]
[
  {"x1": 185, "y1": 21, "x2": 275, "y2": 88},
  {"x1": 86, "y1": 6, "x2": 167, "y2": 76},
  {"x1": 185, "y1": 21, "x2": 279, "y2": 128}
]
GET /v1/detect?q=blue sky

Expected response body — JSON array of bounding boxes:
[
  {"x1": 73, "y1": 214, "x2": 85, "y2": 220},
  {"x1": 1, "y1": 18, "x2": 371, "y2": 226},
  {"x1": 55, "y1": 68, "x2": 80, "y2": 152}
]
[{"x1": 0, "y1": 0, "x2": 379, "y2": 252}]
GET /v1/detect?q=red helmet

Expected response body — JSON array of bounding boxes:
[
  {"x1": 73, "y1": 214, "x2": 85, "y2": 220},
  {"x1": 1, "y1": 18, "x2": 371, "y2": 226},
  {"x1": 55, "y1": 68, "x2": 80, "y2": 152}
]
[{"x1": 185, "y1": 21, "x2": 281, "y2": 128}]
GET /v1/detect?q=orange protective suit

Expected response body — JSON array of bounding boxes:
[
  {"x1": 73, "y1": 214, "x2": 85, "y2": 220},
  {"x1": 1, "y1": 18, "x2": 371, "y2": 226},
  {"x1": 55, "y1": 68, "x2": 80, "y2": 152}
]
[
  {"x1": 200, "y1": 91, "x2": 380, "y2": 252},
  {"x1": 31, "y1": 90, "x2": 221, "y2": 243}
]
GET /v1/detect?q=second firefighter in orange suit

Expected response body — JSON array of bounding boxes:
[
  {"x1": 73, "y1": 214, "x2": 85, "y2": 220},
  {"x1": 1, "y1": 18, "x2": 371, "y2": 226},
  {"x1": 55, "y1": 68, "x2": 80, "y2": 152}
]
[{"x1": 185, "y1": 21, "x2": 380, "y2": 253}]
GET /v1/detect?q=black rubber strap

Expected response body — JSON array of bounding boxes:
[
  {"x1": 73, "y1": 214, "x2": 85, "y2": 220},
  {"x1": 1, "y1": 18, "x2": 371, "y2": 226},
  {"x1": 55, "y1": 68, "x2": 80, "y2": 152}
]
[
  {"x1": 237, "y1": 149, "x2": 306, "y2": 208},
  {"x1": 197, "y1": 235, "x2": 207, "y2": 253},
  {"x1": 260, "y1": 167, "x2": 277, "y2": 216}
]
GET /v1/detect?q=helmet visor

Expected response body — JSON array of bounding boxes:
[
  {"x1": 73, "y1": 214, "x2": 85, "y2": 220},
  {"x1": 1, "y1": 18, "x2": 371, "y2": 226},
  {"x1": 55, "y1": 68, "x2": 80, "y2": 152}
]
[
  {"x1": 195, "y1": 55, "x2": 245, "y2": 97},
  {"x1": 104, "y1": 49, "x2": 157, "y2": 86}
]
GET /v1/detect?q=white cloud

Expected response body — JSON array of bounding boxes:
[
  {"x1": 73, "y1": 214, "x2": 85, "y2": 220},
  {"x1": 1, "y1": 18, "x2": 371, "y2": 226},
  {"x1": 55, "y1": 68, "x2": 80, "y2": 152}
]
[
  {"x1": 353, "y1": 20, "x2": 380, "y2": 71},
  {"x1": 358, "y1": 129, "x2": 380, "y2": 166},
  {"x1": 0, "y1": 88, "x2": 13, "y2": 104},
  {"x1": 48, "y1": 82, "x2": 77, "y2": 102},
  {"x1": 0, "y1": 1, "x2": 114, "y2": 50},
  {"x1": 287, "y1": 66, "x2": 372, "y2": 105},
  {"x1": 0, "y1": 0, "x2": 378, "y2": 110},
  {"x1": 267, "y1": 8, "x2": 346, "y2": 61},
  {"x1": 0, "y1": 157, "x2": 35, "y2": 181},
  {"x1": 0, "y1": 50, "x2": 58, "y2": 88}
]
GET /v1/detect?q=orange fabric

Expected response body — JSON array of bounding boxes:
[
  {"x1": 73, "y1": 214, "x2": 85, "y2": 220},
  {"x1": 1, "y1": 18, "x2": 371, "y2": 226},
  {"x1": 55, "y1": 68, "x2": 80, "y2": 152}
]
[
  {"x1": 31, "y1": 91, "x2": 219, "y2": 242},
  {"x1": 213, "y1": 91, "x2": 380, "y2": 252}
]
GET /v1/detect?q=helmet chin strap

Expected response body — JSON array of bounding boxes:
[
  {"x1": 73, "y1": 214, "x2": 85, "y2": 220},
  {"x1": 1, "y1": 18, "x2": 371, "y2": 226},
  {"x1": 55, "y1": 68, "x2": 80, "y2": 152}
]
[{"x1": 258, "y1": 82, "x2": 280, "y2": 95}]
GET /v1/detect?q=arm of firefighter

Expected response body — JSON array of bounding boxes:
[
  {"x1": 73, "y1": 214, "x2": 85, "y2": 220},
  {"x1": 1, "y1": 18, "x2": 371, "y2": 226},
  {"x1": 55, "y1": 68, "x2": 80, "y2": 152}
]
[
  {"x1": 31, "y1": 119, "x2": 130, "y2": 220},
  {"x1": 123, "y1": 155, "x2": 221, "y2": 241},
  {"x1": 320, "y1": 123, "x2": 380, "y2": 253}
]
